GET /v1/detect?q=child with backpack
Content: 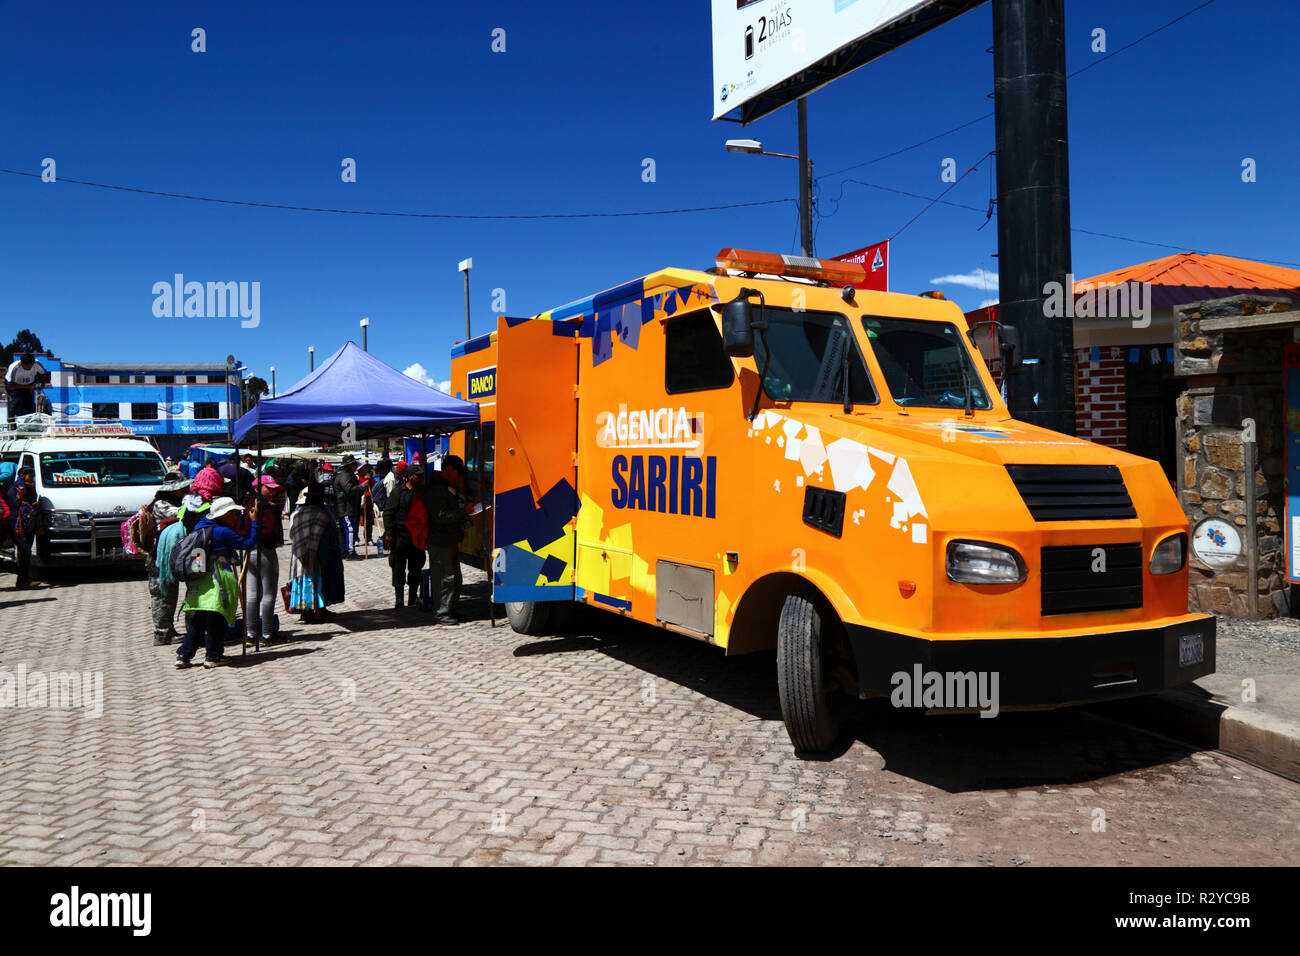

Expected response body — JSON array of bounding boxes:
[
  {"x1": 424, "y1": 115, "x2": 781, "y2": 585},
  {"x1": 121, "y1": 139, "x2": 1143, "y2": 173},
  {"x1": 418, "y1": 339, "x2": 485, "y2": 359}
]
[{"x1": 174, "y1": 495, "x2": 261, "y2": 669}]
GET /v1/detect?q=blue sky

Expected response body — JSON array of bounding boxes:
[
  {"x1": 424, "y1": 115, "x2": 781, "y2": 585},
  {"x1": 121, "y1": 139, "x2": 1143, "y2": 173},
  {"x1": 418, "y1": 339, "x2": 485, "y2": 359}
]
[{"x1": 1, "y1": 0, "x2": 1296, "y2": 393}]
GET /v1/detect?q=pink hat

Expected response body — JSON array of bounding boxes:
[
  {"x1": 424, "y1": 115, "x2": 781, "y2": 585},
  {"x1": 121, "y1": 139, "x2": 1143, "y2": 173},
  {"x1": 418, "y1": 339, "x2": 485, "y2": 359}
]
[
  {"x1": 191, "y1": 465, "x2": 224, "y2": 501},
  {"x1": 254, "y1": 475, "x2": 281, "y2": 490}
]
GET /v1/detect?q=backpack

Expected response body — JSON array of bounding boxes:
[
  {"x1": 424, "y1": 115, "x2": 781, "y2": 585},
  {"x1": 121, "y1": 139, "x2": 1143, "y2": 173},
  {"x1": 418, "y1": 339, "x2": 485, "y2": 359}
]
[{"x1": 170, "y1": 526, "x2": 215, "y2": 582}]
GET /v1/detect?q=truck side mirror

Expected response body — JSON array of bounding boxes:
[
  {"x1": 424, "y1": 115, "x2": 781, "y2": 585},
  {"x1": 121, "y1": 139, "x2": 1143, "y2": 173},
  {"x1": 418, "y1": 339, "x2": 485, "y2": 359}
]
[
  {"x1": 722, "y1": 290, "x2": 763, "y2": 358},
  {"x1": 1000, "y1": 325, "x2": 1023, "y2": 374}
]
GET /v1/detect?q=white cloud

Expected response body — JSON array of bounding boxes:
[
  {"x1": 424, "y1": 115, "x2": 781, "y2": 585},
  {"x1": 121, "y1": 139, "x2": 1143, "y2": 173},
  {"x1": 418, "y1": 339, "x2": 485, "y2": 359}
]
[
  {"x1": 978, "y1": 298, "x2": 999, "y2": 309},
  {"x1": 403, "y1": 363, "x2": 450, "y2": 393},
  {"x1": 929, "y1": 268, "x2": 998, "y2": 291}
]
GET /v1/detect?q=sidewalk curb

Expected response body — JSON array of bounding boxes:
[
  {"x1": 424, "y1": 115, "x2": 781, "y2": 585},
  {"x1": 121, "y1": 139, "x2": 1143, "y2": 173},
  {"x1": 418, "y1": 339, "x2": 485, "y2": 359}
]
[{"x1": 1097, "y1": 679, "x2": 1300, "y2": 783}]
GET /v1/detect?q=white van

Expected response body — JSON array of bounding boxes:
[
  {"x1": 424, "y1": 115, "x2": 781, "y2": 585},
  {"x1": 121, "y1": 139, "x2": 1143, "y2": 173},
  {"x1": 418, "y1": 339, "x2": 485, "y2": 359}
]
[{"x1": 0, "y1": 422, "x2": 167, "y2": 565}]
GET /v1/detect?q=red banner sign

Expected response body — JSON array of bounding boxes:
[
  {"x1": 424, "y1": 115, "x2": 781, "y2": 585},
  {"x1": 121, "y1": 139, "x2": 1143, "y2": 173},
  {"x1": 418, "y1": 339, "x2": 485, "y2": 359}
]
[{"x1": 832, "y1": 240, "x2": 889, "y2": 292}]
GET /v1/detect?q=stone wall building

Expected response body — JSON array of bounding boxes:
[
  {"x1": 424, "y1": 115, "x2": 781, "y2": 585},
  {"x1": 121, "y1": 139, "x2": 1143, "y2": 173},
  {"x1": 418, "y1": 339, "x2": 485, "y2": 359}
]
[{"x1": 1174, "y1": 294, "x2": 1299, "y2": 619}]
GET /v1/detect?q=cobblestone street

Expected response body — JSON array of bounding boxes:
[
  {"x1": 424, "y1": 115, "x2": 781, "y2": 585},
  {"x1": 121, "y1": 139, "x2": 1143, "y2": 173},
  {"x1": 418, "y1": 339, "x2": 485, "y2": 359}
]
[{"x1": 2, "y1": 552, "x2": 1298, "y2": 866}]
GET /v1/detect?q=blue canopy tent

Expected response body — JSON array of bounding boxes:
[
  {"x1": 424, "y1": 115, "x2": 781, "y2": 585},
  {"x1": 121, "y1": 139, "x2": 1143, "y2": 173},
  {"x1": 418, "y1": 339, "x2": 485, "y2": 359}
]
[{"x1": 232, "y1": 341, "x2": 479, "y2": 445}]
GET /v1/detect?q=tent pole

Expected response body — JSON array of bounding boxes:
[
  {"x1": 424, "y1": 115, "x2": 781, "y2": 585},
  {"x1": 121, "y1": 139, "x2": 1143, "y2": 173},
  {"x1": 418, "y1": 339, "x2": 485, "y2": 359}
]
[
  {"x1": 256, "y1": 427, "x2": 263, "y2": 652},
  {"x1": 422, "y1": 433, "x2": 429, "y2": 614}
]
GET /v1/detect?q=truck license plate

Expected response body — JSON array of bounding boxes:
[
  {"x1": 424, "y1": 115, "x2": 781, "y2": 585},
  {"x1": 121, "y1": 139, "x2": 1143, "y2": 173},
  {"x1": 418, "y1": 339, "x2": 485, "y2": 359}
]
[{"x1": 1178, "y1": 633, "x2": 1205, "y2": 667}]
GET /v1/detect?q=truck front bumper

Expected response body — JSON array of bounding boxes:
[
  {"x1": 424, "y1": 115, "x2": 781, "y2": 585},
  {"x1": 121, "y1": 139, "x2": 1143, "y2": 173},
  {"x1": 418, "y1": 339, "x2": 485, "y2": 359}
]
[
  {"x1": 847, "y1": 615, "x2": 1216, "y2": 709},
  {"x1": 39, "y1": 522, "x2": 140, "y2": 563}
]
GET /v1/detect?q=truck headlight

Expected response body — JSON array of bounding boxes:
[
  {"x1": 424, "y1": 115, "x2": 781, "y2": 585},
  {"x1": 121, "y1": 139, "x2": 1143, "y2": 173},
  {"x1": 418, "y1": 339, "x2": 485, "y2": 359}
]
[
  {"x1": 50, "y1": 511, "x2": 79, "y2": 528},
  {"x1": 1150, "y1": 533, "x2": 1186, "y2": 575},
  {"x1": 946, "y1": 540, "x2": 1026, "y2": 584}
]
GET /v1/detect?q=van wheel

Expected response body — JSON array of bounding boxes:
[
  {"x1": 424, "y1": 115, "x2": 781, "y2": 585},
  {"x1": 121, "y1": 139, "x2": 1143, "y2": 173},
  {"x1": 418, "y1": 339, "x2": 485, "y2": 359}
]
[
  {"x1": 505, "y1": 601, "x2": 554, "y2": 635},
  {"x1": 777, "y1": 588, "x2": 842, "y2": 755}
]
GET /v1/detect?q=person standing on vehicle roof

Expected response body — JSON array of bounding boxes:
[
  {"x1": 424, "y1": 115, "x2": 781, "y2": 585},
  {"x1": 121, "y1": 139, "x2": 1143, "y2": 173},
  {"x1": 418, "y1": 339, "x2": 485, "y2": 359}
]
[
  {"x1": 424, "y1": 455, "x2": 472, "y2": 625},
  {"x1": 4, "y1": 353, "x2": 49, "y2": 419}
]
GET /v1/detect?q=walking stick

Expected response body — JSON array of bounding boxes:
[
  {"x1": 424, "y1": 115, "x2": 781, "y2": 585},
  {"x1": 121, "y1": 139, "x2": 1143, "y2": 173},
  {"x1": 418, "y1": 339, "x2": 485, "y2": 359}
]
[{"x1": 237, "y1": 552, "x2": 251, "y2": 655}]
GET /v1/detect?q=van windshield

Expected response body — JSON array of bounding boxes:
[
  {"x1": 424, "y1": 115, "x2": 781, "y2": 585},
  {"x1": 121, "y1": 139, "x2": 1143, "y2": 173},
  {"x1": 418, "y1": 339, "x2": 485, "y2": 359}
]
[
  {"x1": 40, "y1": 450, "x2": 166, "y2": 487},
  {"x1": 862, "y1": 316, "x2": 992, "y2": 410},
  {"x1": 753, "y1": 308, "x2": 876, "y2": 405}
]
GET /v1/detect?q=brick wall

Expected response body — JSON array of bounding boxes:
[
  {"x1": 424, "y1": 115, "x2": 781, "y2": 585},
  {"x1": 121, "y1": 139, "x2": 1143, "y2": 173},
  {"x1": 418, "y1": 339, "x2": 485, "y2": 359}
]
[{"x1": 1075, "y1": 347, "x2": 1127, "y2": 447}]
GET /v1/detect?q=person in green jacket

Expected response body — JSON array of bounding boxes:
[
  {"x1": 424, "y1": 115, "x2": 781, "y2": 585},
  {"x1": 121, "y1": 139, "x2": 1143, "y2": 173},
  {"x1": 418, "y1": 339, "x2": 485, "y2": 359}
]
[{"x1": 424, "y1": 455, "x2": 472, "y2": 625}]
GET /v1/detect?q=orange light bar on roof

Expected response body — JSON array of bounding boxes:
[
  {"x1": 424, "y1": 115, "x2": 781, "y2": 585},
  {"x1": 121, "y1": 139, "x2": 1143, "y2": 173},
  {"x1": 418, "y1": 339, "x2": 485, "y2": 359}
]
[{"x1": 717, "y1": 248, "x2": 868, "y2": 286}]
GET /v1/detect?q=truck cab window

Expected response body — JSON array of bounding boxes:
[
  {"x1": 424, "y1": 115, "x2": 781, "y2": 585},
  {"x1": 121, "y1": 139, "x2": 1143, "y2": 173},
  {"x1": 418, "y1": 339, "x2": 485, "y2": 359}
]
[
  {"x1": 862, "y1": 316, "x2": 991, "y2": 410},
  {"x1": 753, "y1": 308, "x2": 876, "y2": 405},
  {"x1": 665, "y1": 309, "x2": 736, "y2": 394}
]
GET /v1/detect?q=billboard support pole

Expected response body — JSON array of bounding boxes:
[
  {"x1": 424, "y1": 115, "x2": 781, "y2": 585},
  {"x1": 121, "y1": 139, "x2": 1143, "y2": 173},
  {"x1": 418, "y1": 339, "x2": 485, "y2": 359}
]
[
  {"x1": 994, "y1": 0, "x2": 1074, "y2": 435},
  {"x1": 797, "y1": 97, "x2": 813, "y2": 257}
]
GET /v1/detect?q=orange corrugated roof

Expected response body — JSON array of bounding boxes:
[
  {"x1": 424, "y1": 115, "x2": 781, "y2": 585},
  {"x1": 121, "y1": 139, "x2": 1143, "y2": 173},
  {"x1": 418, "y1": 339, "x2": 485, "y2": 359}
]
[{"x1": 1075, "y1": 253, "x2": 1300, "y2": 309}]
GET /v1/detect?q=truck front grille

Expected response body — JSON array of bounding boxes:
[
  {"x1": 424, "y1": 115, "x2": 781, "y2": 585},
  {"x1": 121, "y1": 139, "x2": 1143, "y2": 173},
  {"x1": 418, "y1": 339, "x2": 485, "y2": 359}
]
[
  {"x1": 1006, "y1": 464, "x2": 1136, "y2": 522},
  {"x1": 1041, "y1": 543, "x2": 1142, "y2": 615}
]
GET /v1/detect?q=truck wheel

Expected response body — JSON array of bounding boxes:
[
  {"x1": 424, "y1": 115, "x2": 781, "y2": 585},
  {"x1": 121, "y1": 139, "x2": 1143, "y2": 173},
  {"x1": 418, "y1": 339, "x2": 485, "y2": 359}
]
[
  {"x1": 505, "y1": 600, "x2": 554, "y2": 635},
  {"x1": 777, "y1": 588, "x2": 842, "y2": 755}
]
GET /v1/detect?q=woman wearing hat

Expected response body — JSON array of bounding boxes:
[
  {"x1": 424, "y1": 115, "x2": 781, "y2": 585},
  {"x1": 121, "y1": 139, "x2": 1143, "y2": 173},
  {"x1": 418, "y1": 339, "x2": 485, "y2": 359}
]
[
  {"x1": 287, "y1": 484, "x2": 343, "y2": 623},
  {"x1": 244, "y1": 475, "x2": 286, "y2": 647},
  {"x1": 176, "y1": 495, "x2": 261, "y2": 669},
  {"x1": 138, "y1": 471, "x2": 191, "y2": 645}
]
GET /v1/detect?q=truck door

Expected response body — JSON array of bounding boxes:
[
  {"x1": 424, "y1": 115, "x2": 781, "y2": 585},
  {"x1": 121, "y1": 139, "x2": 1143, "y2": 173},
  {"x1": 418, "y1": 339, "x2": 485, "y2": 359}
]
[{"x1": 492, "y1": 318, "x2": 580, "y2": 603}]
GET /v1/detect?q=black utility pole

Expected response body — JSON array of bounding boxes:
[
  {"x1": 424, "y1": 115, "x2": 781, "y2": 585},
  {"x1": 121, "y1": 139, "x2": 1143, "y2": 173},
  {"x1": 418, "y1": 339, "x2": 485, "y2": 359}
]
[
  {"x1": 797, "y1": 98, "x2": 813, "y2": 257},
  {"x1": 994, "y1": 0, "x2": 1074, "y2": 435}
]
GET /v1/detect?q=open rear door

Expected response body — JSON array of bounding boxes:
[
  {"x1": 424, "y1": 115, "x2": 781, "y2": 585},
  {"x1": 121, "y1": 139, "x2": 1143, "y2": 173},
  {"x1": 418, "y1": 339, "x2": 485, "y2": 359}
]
[{"x1": 492, "y1": 317, "x2": 580, "y2": 603}]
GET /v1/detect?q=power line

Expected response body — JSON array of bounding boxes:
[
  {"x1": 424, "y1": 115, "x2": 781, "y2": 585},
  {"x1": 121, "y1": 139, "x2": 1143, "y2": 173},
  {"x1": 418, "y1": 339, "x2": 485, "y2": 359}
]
[
  {"x1": 1068, "y1": 0, "x2": 1217, "y2": 79},
  {"x1": 0, "y1": 167, "x2": 794, "y2": 220},
  {"x1": 888, "y1": 152, "x2": 994, "y2": 240},
  {"x1": 819, "y1": 0, "x2": 1218, "y2": 183},
  {"x1": 817, "y1": 176, "x2": 1300, "y2": 269}
]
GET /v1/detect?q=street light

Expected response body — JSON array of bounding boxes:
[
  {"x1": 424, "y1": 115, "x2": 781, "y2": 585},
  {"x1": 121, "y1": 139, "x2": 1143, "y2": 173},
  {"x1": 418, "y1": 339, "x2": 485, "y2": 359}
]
[
  {"x1": 269, "y1": 365, "x2": 276, "y2": 398},
  {"x1": 458, "y1": 257, "x2": 473, "y2": 340},
  {"x1": 308, "y1": 345, "x2": 314, "y2": 372},
  {"x1": 360, "y1": 317, "x2": 370, "y2": 351},
  {"x1": 724, "y1": 97, "x2": 814, "y2": 256}
]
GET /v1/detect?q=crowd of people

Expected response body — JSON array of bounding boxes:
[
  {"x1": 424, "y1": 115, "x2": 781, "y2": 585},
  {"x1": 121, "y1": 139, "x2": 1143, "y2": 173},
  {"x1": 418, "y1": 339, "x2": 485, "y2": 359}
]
[{"x1": 129, "y1": 449, "x2": 476, "y2": 669}]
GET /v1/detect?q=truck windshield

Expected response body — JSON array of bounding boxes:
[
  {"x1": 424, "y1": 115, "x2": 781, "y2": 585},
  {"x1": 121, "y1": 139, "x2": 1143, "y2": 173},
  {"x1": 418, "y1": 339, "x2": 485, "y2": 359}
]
[
  {"x1": 753, "y1": 308, "x2": 876, "y2": 405},
  {"x1": 862, "y1": 316, "x2": 992, "y2": 410},
  {"x1": 40, "y1": 450, "x2": 166, "y2": 487}
]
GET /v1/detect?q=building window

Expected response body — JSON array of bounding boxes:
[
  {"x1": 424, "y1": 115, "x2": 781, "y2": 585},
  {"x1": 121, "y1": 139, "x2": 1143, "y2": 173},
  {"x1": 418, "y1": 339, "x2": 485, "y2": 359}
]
[
  {"x1": 193, "y1": 402, "x2": 220, "y2": 421},
  {"x1": 186, "y1": 375, "x2": 197, "y2": 383},
  {"x1": 664, "y1": 309, "x2": 736, "y2": 394},
  {"x1": 134, "y1": 375, "x2": 145, "y2": 384},
  {"x1": 207, "y1": 374, "x2": 225, "y2": 383},
  {"x1": 155, "y1": 375, "x2": 175, "y2": 384},
  {"x1": 119, "y1": 375, "x2": 131, "y2": 383},
  {"x1": 130, "y1": 403, "x2": 157, "y2": 421},
  {"x1": 92, "y1": 402, "x2": 118, "y2": 420},
  {"x1": 95, "y1": 375, "x2": 109, "y2": 384}
]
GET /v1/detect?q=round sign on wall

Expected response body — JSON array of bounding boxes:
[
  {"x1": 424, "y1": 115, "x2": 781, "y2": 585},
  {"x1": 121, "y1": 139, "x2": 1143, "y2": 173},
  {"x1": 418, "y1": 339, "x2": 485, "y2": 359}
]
[{"x1": 1192, "y1": 518, "x2": 1243, "y2": 567}]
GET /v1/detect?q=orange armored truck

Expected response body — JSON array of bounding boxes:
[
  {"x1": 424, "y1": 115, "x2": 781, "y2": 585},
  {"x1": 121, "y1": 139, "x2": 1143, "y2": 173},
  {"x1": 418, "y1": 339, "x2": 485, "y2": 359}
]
[{"x1": 449, "y1": 248, "x2": 1214, "y2": 755}]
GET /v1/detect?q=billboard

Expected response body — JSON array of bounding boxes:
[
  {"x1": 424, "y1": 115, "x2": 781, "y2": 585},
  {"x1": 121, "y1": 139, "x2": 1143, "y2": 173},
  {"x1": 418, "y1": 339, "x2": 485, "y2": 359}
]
[{"x1": 712, "y1": 0, "x2": 986, "y2": 123}]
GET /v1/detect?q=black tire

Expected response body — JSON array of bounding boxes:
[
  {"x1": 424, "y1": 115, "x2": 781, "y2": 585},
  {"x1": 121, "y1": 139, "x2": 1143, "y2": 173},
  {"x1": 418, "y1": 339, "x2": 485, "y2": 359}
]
[
  {"x1": 776, "y1": 587, "x2": 841, "y2": 755},
  {"x1": 504, "y1": 600, "x2": 555, "y2": 636}
]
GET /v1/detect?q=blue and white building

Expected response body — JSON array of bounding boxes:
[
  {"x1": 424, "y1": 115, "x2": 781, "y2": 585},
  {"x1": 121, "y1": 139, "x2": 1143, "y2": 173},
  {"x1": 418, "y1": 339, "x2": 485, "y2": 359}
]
[{"x1": 4, "y1": 354, "x2": 247, "y2": 460}]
